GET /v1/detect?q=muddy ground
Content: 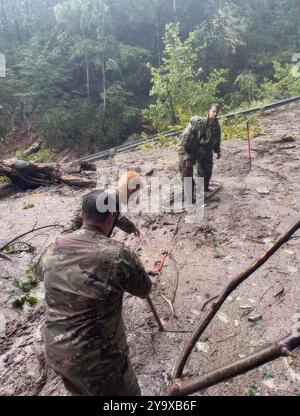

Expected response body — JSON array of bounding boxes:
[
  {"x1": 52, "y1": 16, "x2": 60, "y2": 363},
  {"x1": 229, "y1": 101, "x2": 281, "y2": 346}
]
[{"x1": 0, "y1": 106, "x2": 299, "y2": 396}]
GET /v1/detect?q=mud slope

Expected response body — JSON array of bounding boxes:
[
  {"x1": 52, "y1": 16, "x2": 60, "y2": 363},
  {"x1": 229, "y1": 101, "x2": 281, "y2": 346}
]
[{"x1": 0, "y1": 106, "x2": 299, "y2": 396}]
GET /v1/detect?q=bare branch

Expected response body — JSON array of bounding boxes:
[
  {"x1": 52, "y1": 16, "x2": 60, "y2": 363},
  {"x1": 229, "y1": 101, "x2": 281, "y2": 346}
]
[
  {"x1": 0, "y1": 224, "x2": 62, "y2": 252},
  {"x1": 168, "y1": 334, "x2": 300, "y2": 396},
  {"x1": 172, "y1": 220, "x2": 300, "y2": 380}
]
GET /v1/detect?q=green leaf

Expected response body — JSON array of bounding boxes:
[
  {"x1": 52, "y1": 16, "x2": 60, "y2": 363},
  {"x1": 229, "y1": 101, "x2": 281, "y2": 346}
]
[
  {"x1": 12, "y1": 296, "x2": 27, "y2": 308},
  {"x1": 263, "y1": 369, "x2": 275, "y2": 380},
  {"x1": 4, "y1": 245, "x2": 12, "y2": 253},
  {"x1": 0, "y1": 176, "x2": 12, "y2": 184},
  {"x1": 213, "y1": 245, "x2": 224, "y2": 259},
  {"x1": 248, "y1": 315, "x2": 262, "y2": 324},
  {"x1": 26, "y1": 295, "x2": 38, "y2": 307},
  {"x1": 248, "y1": 384, "x2": 259, "y2": 396},
  {"x1": 23, "y1": 203, "x2": 35, "y2": 210}
]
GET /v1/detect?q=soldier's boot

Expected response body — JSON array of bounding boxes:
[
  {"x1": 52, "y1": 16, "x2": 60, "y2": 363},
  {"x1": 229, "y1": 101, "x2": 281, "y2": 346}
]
[{"x1": 204, "y1": 177, "x2": 211, "y2": 193}]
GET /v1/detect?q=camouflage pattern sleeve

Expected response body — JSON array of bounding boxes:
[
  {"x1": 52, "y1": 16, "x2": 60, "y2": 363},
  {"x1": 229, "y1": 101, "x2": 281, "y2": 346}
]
[
  {"x1": 115, "y1": 246, "x2": 152, "y2": 299},
  {"x1": 116, "y1": 214, "x2": 137, "y2": 234},
  {"x1": 178, "y1": 128, "x2": 195, "y2": 159},
  {"x1": 63, "y1": 208, "x2": 83, "y2": 232}
]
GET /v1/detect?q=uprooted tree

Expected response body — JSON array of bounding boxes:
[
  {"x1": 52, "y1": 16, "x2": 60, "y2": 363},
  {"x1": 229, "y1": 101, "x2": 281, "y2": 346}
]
[{"x1": 0, "y1": 159, "x2": 97, "y2": 189}]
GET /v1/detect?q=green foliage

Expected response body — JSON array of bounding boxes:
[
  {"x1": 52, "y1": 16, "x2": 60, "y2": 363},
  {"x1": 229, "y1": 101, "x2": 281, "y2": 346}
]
[
  {"x1": 23, "y1": 203, "x2": 35, "y2": 209},
  {"x1": 38, "y1": 101, "x2": 101, "y2": 149},
  {"x1": 3, "y1": 245, "x2": 12, "y2": 253},
  {"x1": 27, "y1": 148, "x2": 55, "y2": 163},
  {"x1": 221, "y1": 114, "x2": 261, "y2": 140},
  {"x1": 145, "y1": 23, "x2": 228, "y2": 129},
  {"x1": 248, "y1": 314, "x2": 263, "y2": 324},
  {"x1": 99, "y1": 83, "x2": 139, "y2": 147},
  {"x1": 234, "y1": 72, "x2": 258, "y2": 103},
  {"x1": 197, "y1": 1, "x2": 247, "y2": 72},
  {"x1": 248, "y1": 384, "x2": 260, "y2": 396},
  {"x1": 0, "y1": 176, "x2": 12, "y2": 185},
  {"x1": 213, "y1": 245, "x2": 224, "y2": 259},
  {"x1": 263, "y1": 369, "x2": 275, "y2": 380},
  {"x1": 15, "y1": 148, "x2": 55, "y2": 162},
  {"x1": 12, "y1": 294, "x2": 38, "y2": 309},
  {"x1": 11, "y1": 265, "x2": 38, "y2": 309},
  {"x1": 260, "y1": 61, "x2": 300, "y2": 101},
  {"x1": 0, "y1": 0, "x2": 299, "y2": 150}
]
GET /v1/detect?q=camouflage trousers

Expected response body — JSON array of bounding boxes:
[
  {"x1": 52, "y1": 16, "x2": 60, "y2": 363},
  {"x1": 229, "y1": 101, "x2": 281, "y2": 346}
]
[
  {"x1": 178, "y1": 157, "x2": 195, "y2": 202},
  {"x1": 195, "y1": 153, "x2": 213, "y2": 192},
  {"x1": 178, "y1": 156, "x2": 193, "y2": 182},
  {"x1": 54, "y1": 356, "x2": 141, "y2": 396}
]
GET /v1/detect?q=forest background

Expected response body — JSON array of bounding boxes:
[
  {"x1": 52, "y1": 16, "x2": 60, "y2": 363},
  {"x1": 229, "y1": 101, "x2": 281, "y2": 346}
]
[{"x1": 0, "y1": 0, "x2": 299, "y2": 155}]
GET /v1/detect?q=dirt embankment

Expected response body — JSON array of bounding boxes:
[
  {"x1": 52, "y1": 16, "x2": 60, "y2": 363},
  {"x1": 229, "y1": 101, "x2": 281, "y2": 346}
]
[{"x1": 0, "y1": 106, "x2": 299, "y2": 396}]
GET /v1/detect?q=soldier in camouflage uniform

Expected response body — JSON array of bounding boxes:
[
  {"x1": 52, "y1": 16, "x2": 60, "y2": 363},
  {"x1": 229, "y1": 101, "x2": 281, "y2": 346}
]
[
  {"x1": 64, "y1": 171, "x2": 143, "y2": 237},
  {"x1": 195, "y1": 104, "x2": 221, "y2": 193},
  {"x1": 178, "y1": 115, "x2": 206, "y2": 201},
  {"x1": 178, "y1": 104, "x2": 221, "y2": 196},
  {"x1": 35, "y1": 190, "x2": 152, "y2": 396}
]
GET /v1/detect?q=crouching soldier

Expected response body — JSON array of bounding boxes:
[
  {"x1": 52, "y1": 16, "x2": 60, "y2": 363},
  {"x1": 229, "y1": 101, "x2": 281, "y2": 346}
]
[{"x1": 35, "y1": 189, "x2": 152, "y2": 395}]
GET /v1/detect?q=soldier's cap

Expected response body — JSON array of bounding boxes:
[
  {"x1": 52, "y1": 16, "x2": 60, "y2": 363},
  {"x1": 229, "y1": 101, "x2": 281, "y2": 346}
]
[{"x1": 82, "y1": 189, "x2": 120, "y2": 222}]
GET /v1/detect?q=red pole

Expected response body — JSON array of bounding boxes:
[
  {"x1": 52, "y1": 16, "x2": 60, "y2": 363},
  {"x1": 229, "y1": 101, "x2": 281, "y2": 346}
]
[{"x1": 247, "y1": 121, "x2": 252, "y2": 169}]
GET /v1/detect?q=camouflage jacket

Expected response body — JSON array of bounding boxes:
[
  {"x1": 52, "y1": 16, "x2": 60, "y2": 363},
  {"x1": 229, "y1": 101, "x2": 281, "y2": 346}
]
[
  {"x1": 35, "y1": 225, "x2": 152, "y2": 377},
  {"x1": 178, "y1": 118, "x2": 221, "y2": 161},
  {"x1": 64, "y1": 208, "x2": 136, "y2": 234},
  {"x1": 196, "y1": 118, "x2": 221, "y2": 157},
  {"x1": 178, "y1": 123, "x2": 201, "y2": 163}
]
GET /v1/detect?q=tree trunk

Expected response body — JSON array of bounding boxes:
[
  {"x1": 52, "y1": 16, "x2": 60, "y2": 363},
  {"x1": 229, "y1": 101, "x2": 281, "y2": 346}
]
[
  {"x1": 167, "y1": 88, "x2": 179, "y2": 125},
  {"x1": 173, "y1": 0, "x2": 177, "y2": 22},
  {"x1": 22, "y1": 139, "x2": 42, "y2": 158},
  {"x1": 85, "y1": 55, "x2": 90, "y2": 101},
  {"x1": 102, "y1": 61, "x2": 106, "y2": 115},
  {"x1": 0, "y1": 159, "x2": 96, "y2": 189},
  {"x1": 11, "y1": 4, "x2": 22, "y2": 45},
  {"x1": 0, "y1": 0, "x2": 12, "y2": 43},
  {"x1": 156, "y1": 1, "x2": 161, "y2": 66}
]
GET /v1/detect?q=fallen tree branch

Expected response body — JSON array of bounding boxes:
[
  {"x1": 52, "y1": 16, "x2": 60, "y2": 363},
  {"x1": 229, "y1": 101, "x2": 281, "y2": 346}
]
[
  {"x1": 201, "y1": 295, "x2": 219, "y2": 312},
  {"x1": 172, "y1": 220, "x2": 300, "y2": 380},
  {"x1": 161, "y1": 293, "x2": 176, "y2": 318},
  {"x1": 0, "y1": 159, "x2": 96, "y2": 189},
  {"x1": 170, "y1": 253, "x2": 179, "y2": 304},
  {"x1": 5, "y1": 241, "x2": 36, "y2": 254},
  {"x1": 0, "y1": 223, "x2": 62, "y2": 252},
  {"x1": 0, "y1": 252, "x2": 13, "y2": 261},
  {"x1": 146, "y1": 296, "x2": 165, "y2": 331},
  {"x1": 168, "y1": 334, "x2": 300, "y2": 396}
]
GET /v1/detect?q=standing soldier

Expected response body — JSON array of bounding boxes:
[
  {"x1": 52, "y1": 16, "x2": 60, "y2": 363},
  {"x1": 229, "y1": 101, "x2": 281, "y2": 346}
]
[
  {"x1": 178, "y1": 115, "x2": 206, "y2": 202},
  {"x1": 195, "y1": 104, "x2": 221, "y2": 193},
  {"x1": 178, "y1": 104, "x2": 221, "y2": 199},
  {"x1": 35, "y1": 189, "x2": 152, "y2": 396}
]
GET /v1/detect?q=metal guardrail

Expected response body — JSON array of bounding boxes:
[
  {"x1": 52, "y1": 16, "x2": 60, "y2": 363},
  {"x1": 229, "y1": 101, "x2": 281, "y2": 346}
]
[
  {"x1": 219, "y1": 95, "x2": 300, "y2": 120},
  {"x1": 79, "y1": 95, "x2": 300, "y2": 163}
]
